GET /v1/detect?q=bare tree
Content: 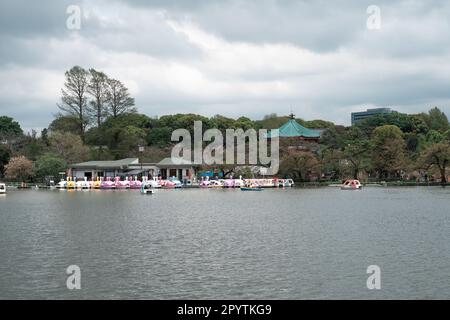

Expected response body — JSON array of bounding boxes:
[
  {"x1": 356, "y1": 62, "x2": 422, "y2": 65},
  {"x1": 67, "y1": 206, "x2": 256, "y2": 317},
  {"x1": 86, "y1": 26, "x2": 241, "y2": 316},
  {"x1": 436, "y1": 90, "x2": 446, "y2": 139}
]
[
  {"x1": 87, "y1": 68, "x2": 108, "y2": 128},
  {"x1": 57, "y1": 66, "x2": 90, "y2": 139},
  {"x1": 105, "y1": 78, "x2": 136, "y2": 118}
]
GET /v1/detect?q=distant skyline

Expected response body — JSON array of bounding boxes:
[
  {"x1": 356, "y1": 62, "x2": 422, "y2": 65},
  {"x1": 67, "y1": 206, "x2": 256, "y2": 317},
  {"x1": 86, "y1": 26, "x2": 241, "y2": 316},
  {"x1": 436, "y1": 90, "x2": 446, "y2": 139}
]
[{"x1": 1, "y1": 0, "x2": 450, "y2": 131}]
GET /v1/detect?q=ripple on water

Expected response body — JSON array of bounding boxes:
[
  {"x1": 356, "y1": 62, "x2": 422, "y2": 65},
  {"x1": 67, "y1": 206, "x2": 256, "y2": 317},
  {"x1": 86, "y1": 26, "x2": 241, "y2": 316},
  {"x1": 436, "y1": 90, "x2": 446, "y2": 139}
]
[{"x1": 0, "y1": 187, "x2": 449, "y2": 299}]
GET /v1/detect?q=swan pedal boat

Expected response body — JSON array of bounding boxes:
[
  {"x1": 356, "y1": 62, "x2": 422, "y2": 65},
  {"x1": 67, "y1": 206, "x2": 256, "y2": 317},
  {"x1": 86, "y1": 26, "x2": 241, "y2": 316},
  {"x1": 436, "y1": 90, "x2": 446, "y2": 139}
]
[
  {"x1": 340, "y1": 179, "x2": 362, "y2": 190},
  {"x1": 0, "y1": 183, "x2": 6, "y2": 194},
  {"x1": 141, "y1": 181, "x2": 155, "y2": 194}
]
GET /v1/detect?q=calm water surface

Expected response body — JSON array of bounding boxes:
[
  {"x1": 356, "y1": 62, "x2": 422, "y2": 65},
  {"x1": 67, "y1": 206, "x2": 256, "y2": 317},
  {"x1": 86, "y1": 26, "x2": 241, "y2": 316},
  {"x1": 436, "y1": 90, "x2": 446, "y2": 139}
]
[{"x1": 0, "y1": 187, "x2": 449, "y2": 299}]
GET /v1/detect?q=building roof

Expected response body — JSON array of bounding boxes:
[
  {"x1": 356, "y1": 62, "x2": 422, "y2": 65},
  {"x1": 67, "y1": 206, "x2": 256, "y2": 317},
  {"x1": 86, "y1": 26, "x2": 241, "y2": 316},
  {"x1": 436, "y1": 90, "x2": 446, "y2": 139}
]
[
  {"x1": 70, "y1": 158, "x2": 139, "y2": 169},
  {"x1": 70, "y1": 157, "x2": 200, "y2": 170},
  {"x1": 266, "y1": 117, "x2": 321, "y2": 138},
  {"x1": 126, "y1": 169, "x2": 146, "y2": 175},
  {"x1": 157, "y1": 157, "x2": 199, "y2": 167}
]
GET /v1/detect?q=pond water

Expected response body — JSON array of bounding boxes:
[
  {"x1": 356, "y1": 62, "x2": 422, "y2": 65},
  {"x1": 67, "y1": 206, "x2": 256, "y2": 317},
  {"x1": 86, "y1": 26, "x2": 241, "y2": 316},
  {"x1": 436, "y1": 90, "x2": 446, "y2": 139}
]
[{"x1": 0, "y1": 187, "x2": 449, "y2": 299}]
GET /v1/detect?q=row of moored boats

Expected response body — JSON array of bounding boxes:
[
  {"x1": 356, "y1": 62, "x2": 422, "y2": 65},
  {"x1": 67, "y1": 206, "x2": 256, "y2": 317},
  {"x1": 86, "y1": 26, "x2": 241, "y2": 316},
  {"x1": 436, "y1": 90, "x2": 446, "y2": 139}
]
[
  {"x1": 53, "y1": 177, "x2": 295, "y2": 190},
  {"x1": 0, "y1": 179, "x2": 362, "y2": 194},
  {"x1": 56, "y1": 177, "x2": 181, "y2": 190}
]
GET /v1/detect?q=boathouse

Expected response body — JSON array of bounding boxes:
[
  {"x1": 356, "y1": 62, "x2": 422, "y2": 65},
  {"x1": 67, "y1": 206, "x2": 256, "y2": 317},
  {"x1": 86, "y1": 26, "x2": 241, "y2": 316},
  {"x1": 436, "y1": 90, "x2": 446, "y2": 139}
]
[
  {"x1": 69, "y1": 158, "x2": 158, "y2": 180},
  {"x1": 156, "y1": 157, "x2": 199, "y2": 181},
  {"x1": 69, "y1": 157, "x2": 200, "y2": 181}
]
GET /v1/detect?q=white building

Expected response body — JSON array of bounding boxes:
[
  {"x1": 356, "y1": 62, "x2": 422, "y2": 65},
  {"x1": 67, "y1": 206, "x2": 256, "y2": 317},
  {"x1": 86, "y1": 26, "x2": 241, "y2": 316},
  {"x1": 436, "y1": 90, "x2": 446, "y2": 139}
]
[{"x1": 69, "y1": 157, "x2": 199, "y2": 181}]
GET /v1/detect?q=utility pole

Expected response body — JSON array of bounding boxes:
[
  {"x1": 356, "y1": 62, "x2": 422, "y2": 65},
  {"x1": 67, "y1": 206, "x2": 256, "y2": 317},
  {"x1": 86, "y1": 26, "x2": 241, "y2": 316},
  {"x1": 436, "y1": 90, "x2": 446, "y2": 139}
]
[{"x1": 138, "y1": 145, "x2": 144, "y2": 175}]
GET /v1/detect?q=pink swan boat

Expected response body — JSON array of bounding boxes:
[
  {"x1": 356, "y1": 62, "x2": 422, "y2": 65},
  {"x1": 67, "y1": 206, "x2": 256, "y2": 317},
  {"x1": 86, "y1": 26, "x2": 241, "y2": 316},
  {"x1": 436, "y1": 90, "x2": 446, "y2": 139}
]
[
  {"x1": 100, "y1": 177, "x2": 116, "y2": 189},
  {"x1": 161, "y1": 180, "x2": 176, "y2": 188},
  {"x1": 115, "y1": 177, "x2": 130, "y2": 189},
  {"x1": 129, "y1": 176, "x2": 143, "y2": 189},
  {"x1": 223, "y1": 179, "x2": 235, "y2": 188}
]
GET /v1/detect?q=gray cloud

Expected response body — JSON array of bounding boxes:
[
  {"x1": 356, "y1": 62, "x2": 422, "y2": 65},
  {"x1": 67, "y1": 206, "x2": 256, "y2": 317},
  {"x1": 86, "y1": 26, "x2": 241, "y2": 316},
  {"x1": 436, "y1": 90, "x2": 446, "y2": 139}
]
[
  {"x1": 0, "y1": 0, "x2": 73, "y2": 37},
  {"x1": 0, "y1": 0, "x2": 449, "y2": 130}
]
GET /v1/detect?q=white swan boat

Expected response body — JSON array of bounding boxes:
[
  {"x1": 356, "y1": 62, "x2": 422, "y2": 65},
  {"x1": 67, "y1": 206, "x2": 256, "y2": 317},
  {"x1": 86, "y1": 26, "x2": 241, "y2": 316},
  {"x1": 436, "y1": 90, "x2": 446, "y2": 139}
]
[
  {"x1": 141, "y1": 181, "x2": 155, "y2": 194},
  {"x1": 75, "y1": 178, "x2": 90, "y2": 189},
  {"x1": 0, "y1": 183, "x2": 6, "y2": 194},
  {"x1": 341, "y1": 179, "x2": 362, "y2": 190}
]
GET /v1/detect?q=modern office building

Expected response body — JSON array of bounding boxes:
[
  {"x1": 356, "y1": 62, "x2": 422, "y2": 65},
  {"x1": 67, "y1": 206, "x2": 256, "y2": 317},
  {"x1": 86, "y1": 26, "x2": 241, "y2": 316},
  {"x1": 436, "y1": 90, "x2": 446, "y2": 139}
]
[{"x1": 351, "y1": 107, "x2": 394, "y2": 125}]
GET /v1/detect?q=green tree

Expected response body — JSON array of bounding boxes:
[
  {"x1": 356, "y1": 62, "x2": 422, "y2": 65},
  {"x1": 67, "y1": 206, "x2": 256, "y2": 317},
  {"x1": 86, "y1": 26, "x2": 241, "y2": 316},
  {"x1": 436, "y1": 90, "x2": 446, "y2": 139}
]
[
  {"x1": 419, "y1": 143, "x2": 450, "y2": 184},
  {"x1": 320, "y1": 127, "x2": 344, "y2": 149},
  {"x1": 115, "y1": 125, "x2": 147, "y2": 157},
  {"x1": 35, "y1": 154, "x2": 67, "y2": 181},
  {"x1": 92, "y1": 114, "x2": 155, "y2": 156},
  {"x1": 356, "y1": 112, "x2": 418, "y2": 136},
  {"x1": 147, "y1": 127, "x2": 172, "y2": 147},
  {"x1": 0, "y1": 116, "x2": 23, "y2": 142},
  {"x1": 279, "y1": 150, "x2": 321, "y2": 181},
  {"x1": 41, "y1": 128, "x2": 50, "y2": 146},
  {"x1": 444, "y1": 129, "x2": 450, "y2": 143},
  {"x1": 339, "y1": 127, "x2": 372, "y2": 179},
  {"x1": 0, "y1": 144, "x2": 11, "y2": 177},
  {"x1": 319, "y1": 147, "x2": 342, "y2": 179},
  {"x1": 235, "y1": 116, "x2": 255, "y2": 131},
  {"x1": 303, "y1": 119, "x2": 335, "y2": 129},
  {"x1": 210, "y1": 114, "x2": 237, "y2": 131},
  {"x1": 102, "y1": 113, "x2": 155, "y2": 130},
  {"x1": 49, "y1": 115, "x2": 83, "y2": 136},
  {"x1": 404, "y1": 133, "x2": 420, "y2": 153},
  {"x1": 409, "y1": 114, "x2": 429, "y2": 134},
  {"x1": 22, "y1": 130, "x2": 47, "y2": 161},
  {"x1": 158, "y1": 114, "x2": 210, "y2": 133},
  {"x1": 342, "y1": 141, "x2": 372, "y2": 179},
  {"x1": 255, "y1": 115, "x2": 290, "y2": 130},
  {"x1": 424, "y1": 130, "x2": 444, "y2": 145},
  {"x1": 427, "y1": 107, "x2": 449, "y2": 132},
  {"x1": 48, "y1": 131, "x2": 89, "y2": 164},
  {"x1": 89, "y1": 146, "x2": 114, "y2": 161},
  {"x1": 371, "y1": 125, "x2": 407, "y2": 178}
]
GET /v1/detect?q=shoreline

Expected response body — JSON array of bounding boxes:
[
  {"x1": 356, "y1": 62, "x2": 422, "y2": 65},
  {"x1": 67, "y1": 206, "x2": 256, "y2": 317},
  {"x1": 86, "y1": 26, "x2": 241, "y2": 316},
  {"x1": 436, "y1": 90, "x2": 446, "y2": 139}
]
[{"x1": 3, "y1": 182, "x2": 448, "y2": 189}]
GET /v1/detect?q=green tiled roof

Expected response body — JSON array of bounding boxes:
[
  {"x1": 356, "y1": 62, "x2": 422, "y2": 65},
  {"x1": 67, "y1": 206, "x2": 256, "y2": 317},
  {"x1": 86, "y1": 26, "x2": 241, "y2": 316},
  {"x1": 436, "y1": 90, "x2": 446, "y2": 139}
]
[{"x1": 266, "y1": 119, "x2": 320, "y2": 138}]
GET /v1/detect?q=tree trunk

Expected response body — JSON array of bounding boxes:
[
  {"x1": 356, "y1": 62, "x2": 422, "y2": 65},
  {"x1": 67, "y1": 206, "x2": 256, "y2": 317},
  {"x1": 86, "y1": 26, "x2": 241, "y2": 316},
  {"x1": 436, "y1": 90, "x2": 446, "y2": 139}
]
[
  {"x1": 440, "y1": 167, "x2": 447, "y2": 185},
  {"x1": 97, "y1": 97, "x2": 101, "y2": 128},
  {"x1": 353, "y1": 167, "x2": 358, "y2": 179},
  {"x1": 79, "y1": 112, "x2": 84, "y2": 142}
]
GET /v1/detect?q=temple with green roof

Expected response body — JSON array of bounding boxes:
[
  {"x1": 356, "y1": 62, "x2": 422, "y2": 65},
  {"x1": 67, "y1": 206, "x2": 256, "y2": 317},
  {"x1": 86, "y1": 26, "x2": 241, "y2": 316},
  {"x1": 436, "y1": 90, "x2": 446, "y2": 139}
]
[{"x1": 266, "y1": 113, "x2": 321, "y2": 141}]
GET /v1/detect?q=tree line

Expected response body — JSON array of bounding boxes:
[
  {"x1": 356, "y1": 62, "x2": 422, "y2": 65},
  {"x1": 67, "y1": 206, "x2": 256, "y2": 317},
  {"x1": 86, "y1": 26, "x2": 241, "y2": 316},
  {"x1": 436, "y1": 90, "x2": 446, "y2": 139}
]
[
  {"x1": 0, "y1": 65, "x2": 449, "y2": 184},
  {"x1": 280, "y1": 108, "x2": 450, "y2": 184}
]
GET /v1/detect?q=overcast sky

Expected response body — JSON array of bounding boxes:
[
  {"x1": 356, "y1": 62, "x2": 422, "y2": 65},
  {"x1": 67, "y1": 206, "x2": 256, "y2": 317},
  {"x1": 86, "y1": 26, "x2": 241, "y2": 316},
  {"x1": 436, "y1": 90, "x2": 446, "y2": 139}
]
[{"x1": 1, "y1": 0, "x2": 450, "y2": 131}]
